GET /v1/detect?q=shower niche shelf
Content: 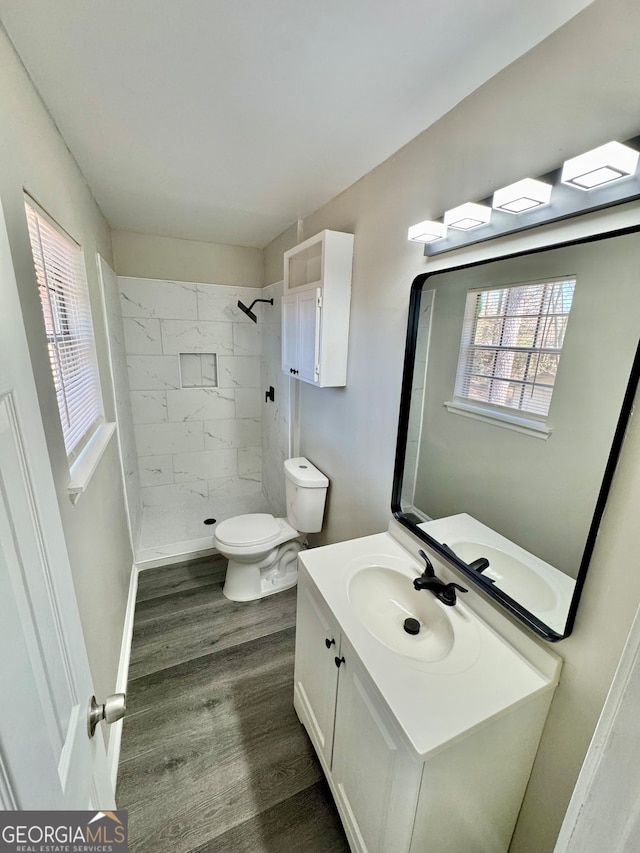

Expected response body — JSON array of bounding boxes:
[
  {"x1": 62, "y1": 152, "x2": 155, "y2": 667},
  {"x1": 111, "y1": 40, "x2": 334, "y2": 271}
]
[
  {"x1": 179, "y1": 352, "x2": 218, "y2": 388},
  {"x1": 282, "y1": 230, "x2": 354, "y2": 387}
]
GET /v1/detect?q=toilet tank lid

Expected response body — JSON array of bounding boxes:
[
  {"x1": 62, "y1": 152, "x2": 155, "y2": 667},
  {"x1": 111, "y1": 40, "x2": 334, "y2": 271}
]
[{"x1": 284, "y1": 457, "x2": 329, "y2": 488}]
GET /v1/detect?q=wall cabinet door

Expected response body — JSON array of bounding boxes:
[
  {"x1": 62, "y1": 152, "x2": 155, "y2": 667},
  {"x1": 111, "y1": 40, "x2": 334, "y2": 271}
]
[
  {"x1": 282, "y1": 292, "x2": 299, "y2": 376},
  {"x1": 281, "y1": 288, "x2": 320, "y2": 384},
  {"x1": 297, "y1": 287, "x2": 320, "y2": 382},
  {"x1": 293, "y1": 579, "x2": 339, "y2": 767},
  {"x1": 331, "y1": 637, "x2": 419, "y2": 853}
]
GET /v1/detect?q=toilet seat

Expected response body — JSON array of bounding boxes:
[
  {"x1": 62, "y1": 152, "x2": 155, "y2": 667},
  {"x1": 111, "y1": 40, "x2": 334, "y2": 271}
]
[{"x1": 215, "y1": 513, "x2": 282, "y2": 548}]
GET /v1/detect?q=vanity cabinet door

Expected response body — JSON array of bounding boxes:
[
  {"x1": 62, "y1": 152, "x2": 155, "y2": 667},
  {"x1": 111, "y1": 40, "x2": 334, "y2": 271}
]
[
  {"x1": 293, "y1": 579, "x2": 340, "y2": 768},
  {"x1": 331, "y1": 637, "x2": 421, "y2": 853}
]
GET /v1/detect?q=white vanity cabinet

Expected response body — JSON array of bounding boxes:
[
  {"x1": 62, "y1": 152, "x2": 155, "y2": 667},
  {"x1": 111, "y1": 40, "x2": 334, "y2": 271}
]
[
  {"x1": 293, "y1": 577, "x2": 340, "y2": 767},
  {"x1": 282, "y1": 229, "x2": 354, "y2": 387},
  {"x1": 294, "y1": 533, "x2": 561, "y2": 853},
  {"x1": 294, "y1": 580, "x2": 420, "y2": 853}
]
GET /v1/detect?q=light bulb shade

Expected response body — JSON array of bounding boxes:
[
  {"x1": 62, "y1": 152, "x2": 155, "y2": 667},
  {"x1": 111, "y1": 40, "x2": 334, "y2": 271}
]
[
  {"x1": 561, "y1": 141, "x2": 639, "y2": 190},
  {"x1": 493, "y1": 178, "x2": 552, "y2": 213},
  {"x1": 407, "y1": 220, "x2": 447, "y2": 243},
  {"x1": 444, "y1": 202, "x2": 491, "y2": 231}
]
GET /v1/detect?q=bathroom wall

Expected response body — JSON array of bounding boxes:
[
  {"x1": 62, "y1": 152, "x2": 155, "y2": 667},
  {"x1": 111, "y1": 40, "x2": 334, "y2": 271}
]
[
  {"x1": 0, "y1": 27, "x2": 132, "y2": 715},
  {"x1": 263, "y1": 0, "x2": 640, "y2": 849},
  {"x1": 112, "y1": 230, "x2": 263, "y2": 287},
  {"x1": 119, "y1": 276, "x2": 266, "y2": 512},
  {"x1": 98, "y1": 256, "x2": 143, "y2": 550}
]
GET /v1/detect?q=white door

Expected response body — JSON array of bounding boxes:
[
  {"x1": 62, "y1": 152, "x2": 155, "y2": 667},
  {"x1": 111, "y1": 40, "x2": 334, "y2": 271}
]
[
  {"x1": 0, "y1": 200, "x2": 114, "y2": 809},
  {"x1": 297, "y1": 287, "x2": 320, "y2": 384}
]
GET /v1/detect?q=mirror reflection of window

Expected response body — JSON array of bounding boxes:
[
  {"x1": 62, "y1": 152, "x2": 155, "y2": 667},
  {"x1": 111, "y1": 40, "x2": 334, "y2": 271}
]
[{"x1": 453, "y1": 277, "x2": 576, "y2": 427}]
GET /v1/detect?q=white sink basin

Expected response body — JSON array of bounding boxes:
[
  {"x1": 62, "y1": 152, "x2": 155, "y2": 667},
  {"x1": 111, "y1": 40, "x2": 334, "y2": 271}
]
[
  {"x1": 349, "y1": 565, "x2": 455, "y2": 662},
  {"x1": 453, "y1": 541, "x2": 557, "y2": 611},
  {"x1": 347, "y1": 559, "x2": 481, "y2": 672}
]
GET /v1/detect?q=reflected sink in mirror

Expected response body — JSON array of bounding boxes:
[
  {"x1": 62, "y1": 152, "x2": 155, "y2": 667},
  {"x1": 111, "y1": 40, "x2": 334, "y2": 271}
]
[
  {"x1": 453, "y1": 542, "x2": 557, "y2": 612},
  {"x1": 420, "y1": 514, "x2": 575, "y2": 635},
  {"x1": 347, "y1": 560, "x2": 481, "y2": 672}
]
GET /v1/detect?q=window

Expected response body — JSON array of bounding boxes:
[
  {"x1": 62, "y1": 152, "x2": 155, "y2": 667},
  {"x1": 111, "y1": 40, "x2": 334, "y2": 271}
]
[
  {"x1": 25, "y1": 198, "x2": 103, "y2": 461},
  {"x1": 449, "y1": 277, "x2": 576, "y2": 431}
]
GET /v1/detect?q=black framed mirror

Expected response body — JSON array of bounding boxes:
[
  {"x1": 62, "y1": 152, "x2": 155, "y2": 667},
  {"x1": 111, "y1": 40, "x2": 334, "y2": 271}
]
[{"x1": 392, "y1": 225, "x2": 640, "y2": 641}]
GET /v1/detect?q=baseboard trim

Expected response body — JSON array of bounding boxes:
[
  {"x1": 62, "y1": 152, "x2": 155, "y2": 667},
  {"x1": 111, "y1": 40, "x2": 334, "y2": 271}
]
[
  {"x1": 107, "y1": 562, "x2": 138, "y2": 793},
  {"x1": 135, "y1": 544, "x2": 217, "y2": 571}
]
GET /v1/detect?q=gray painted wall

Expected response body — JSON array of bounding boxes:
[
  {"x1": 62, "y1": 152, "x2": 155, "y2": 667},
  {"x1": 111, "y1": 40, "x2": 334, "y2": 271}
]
[
  {"x1": 0, "y1": 27, "x2": 132, "y2": 724},
  {"x1": 112, "y1": 230, "x2": 264, "y2": 287},
  {"x1": 263, "y1": 1, "x2": 640, "y2": 849}
]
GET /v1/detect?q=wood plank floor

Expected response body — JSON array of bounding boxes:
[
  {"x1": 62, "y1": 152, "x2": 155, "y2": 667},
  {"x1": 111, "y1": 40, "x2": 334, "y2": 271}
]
[{"x1": 117, "y1": 557, "x2": 348, "y2": 853}]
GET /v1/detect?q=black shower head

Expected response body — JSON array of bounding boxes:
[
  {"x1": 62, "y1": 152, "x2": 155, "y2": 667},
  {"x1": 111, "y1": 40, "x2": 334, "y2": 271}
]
[
  {"x1": 237, "y1": 300, "x2": 257, "y2": 322},
  {"x1": 237, "y1": 298, "x2": 274, "y2": 323}
]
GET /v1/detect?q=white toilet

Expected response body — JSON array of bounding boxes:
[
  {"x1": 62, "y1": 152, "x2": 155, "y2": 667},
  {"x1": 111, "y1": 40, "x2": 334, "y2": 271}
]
[{"x1": 215, "y1": 457, "x2": 329, "y2": 602}]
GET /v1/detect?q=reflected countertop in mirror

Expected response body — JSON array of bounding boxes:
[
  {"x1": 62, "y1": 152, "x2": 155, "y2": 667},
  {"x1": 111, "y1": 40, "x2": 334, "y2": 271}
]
[{"x1": 393, "y1": 228, "x2": 640, "y2": 640}]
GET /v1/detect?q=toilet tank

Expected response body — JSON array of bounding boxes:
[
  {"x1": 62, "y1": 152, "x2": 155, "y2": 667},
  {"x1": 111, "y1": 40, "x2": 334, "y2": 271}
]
[{"x1": 284, "y1": 457, "x2": 329, "y2": 533}]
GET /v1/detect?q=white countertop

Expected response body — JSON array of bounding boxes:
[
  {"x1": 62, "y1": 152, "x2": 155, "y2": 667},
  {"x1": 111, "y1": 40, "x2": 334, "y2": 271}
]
[{"x1": 299, "y1": 531, "x2": 559, "y2": 759}]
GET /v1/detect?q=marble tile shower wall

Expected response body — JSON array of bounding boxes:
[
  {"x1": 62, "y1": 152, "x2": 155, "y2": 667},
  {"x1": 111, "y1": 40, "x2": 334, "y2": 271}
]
[
  {"x1": 261, "y1": 280, "x2": 290, "y2": 516},
  {"x1": 118, "y1": 277, "x2": 265, "y2": 509}
]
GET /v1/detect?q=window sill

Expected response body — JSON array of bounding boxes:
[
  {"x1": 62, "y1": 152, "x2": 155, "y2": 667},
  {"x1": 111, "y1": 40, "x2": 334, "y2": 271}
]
[
  {"x1": 443, "y1": 400, "x2": 551, "y2": 440},
  {"x1": 68, "y1": 422, "x2": 117, "y2": 504}
]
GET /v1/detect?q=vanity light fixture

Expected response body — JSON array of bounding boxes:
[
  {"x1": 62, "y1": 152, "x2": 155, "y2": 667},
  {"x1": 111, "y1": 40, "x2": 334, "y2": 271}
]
[
  {"x1": 444, "y1": 202, "x2": 491, "y2": 231},
  {"x1": 408, "y1": 133, "x2": 640, "y2": 256},
  {"x1": 407, "y1": 220, "x2": 447, "y2": 243},
  {"x1": 561, "y1": 141, "x2": 639, "y2": 190},
  {"x1": 492, "y1": 178, "x2": 552, "y2": 213}
]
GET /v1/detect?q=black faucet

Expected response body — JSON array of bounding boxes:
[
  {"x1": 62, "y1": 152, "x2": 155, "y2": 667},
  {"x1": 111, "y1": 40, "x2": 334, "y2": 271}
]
[
  {"x1": 467, "y1": 556, "x2": 490, "y2": 573},
  {"x1": 413, "y1": 550, "x2": 468, "y2": 606},
  {"x1": 441, "y1": 542, "x2": 495, "y2": 584}
]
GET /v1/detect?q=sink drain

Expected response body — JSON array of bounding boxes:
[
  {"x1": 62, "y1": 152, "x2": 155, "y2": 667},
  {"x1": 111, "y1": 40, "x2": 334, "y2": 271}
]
[
  {"x1": 403, "y1": 617, "x2": 420, "y2": 635},
  {"x1": 203, "y1": 518, "x2": 216, "y2": 525}
]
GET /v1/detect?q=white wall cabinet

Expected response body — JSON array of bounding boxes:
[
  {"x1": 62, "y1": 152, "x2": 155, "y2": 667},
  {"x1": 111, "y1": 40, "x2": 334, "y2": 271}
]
[
  {"x1": 294, "y1": 565, "x2": 557, "y2": 853},
  {"x1": 282, "y1": 230, "x2": 353, "y2": 387}
]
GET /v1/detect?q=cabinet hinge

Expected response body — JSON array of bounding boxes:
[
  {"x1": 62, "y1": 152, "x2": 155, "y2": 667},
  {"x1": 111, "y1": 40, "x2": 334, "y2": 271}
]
[
  {"x1": 315, "y1": 364, "x2": 320, "y2": 379},
  {"x1": 317, "y1": 293, "x2": 322, "y2": 308}
]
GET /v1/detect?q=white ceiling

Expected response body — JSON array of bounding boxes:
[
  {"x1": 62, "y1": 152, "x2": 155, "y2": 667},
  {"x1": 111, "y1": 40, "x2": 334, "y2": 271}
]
[{"x1": 0, "y1": 0, "x2": 593, "y2": 248}]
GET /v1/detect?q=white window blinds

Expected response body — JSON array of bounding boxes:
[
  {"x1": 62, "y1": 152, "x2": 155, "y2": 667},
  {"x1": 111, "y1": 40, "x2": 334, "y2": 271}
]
[
  {"x1": 454, "y1": 277, "x2": 576, "y2": 419},
  {"x1": 25, "y1": 199, "x2": 103, "y2": 460}
]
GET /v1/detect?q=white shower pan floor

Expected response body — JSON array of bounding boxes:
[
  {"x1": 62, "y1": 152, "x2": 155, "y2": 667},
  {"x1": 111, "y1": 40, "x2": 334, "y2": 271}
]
[{"x1": 135, "y1": 492, "x2": 273, "y2": 568}]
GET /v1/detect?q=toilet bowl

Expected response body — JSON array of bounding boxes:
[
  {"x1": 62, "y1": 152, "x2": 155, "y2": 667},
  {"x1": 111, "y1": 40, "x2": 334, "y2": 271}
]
[{"x1": 215, "y1": 457, "x2": 329, "y2": 601}]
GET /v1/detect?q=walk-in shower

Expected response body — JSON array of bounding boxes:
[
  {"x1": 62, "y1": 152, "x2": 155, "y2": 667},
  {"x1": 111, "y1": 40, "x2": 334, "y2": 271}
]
[{"x1": 99, "y1": 265, "x2": 290, "y2": 568}]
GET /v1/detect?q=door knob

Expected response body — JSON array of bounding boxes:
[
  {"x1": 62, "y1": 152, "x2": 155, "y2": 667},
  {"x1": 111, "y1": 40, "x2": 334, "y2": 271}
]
[{"x1": 87, "y1": 693, "x2": 126, "y2": 738}]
